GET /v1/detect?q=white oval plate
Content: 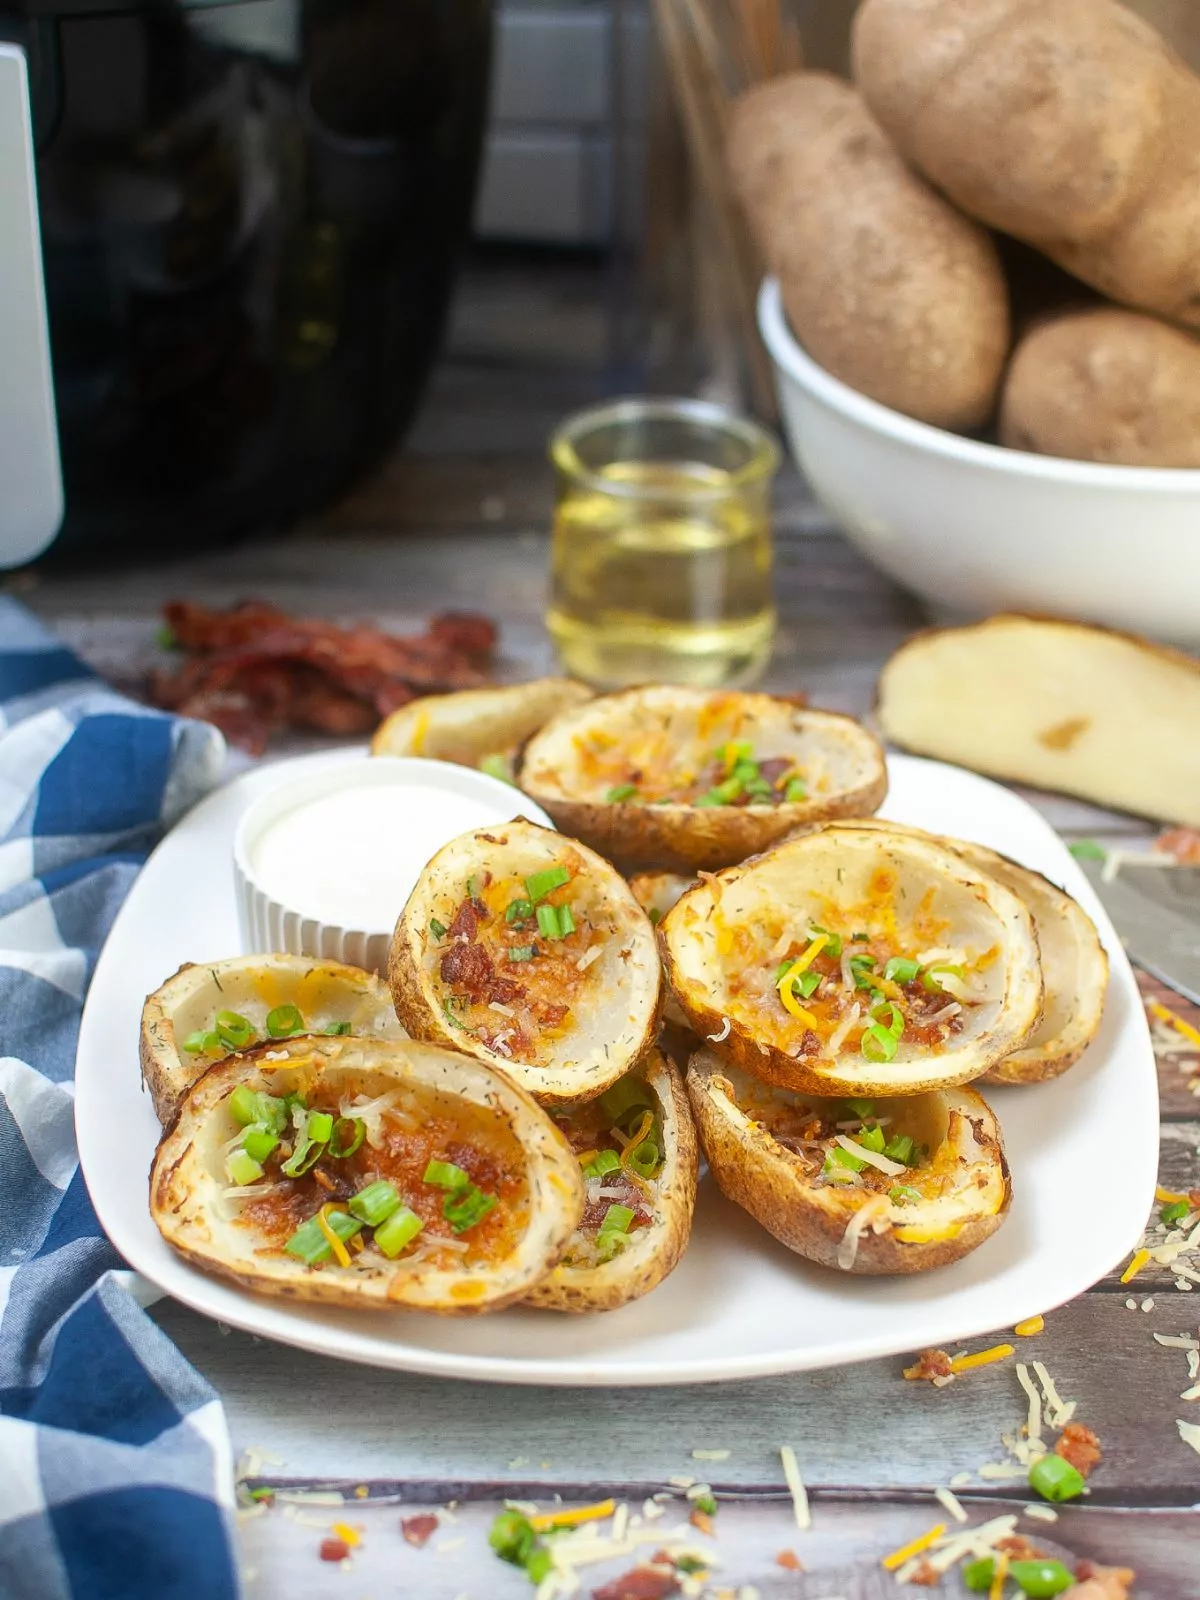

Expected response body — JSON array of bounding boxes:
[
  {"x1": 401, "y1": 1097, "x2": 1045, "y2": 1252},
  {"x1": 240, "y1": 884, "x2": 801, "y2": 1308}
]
[{"x1": 76, "y1": 751, "x2": 1157, "y2": 1387}]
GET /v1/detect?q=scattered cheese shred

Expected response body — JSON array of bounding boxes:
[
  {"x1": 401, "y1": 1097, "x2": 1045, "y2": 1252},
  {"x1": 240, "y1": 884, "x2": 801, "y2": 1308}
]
[
  {"x1": 934, "y1": 1487, "x2": 968, "y2": 1524},
  {"x1": 989, "y1": 1551, "x2": 1010, "y2": 1600},
  {"x1": 529, "y1": 1499, "x2": 615, "y2": 1532},
  {"x1": 779, "y1": 1445, "x2": 811, "y2": 1531},
  {"x1": 1015, "y1": 1362, "x2": 1043, "y2": 1445},
  {"x1": 1157, "y1": 1186, "x2": 1189, "y2": 1204},
  {"x1": 1031, "y1": 1361, "x2": 1075, "y2": 1428},
  {"x1": 949, "y1": 1344, "x2": 1015, "y2": 1374},
  {"x1": 1120, "y1": 1248, "x2": 1152, "y2": 1284},
  {"x1": 1149, "y1": 1000, "x2": 1200, "y2": 1051},
  {"x1": 882, "y1": 1522, "x2": 946, "y2": 1571},
  {"x1": 329, "y1": 1522, "x2": 360, "y2": 1547},
  {"x1": 1013, "y1": 1315, "x2": 1044, "y2": 1337},
  {"x1": 316, "y1": 1204, "x2": 353, "y2": 1269},
  {"x1": 1024, "y1": 1505, "x2": 1058, "y2": 1523},
  {"x1": 1178, "y1": 1419, "x2": 1200, "y2": 1456}
]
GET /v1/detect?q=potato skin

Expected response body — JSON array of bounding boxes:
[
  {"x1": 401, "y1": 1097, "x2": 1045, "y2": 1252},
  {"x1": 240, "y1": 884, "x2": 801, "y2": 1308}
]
[
  {"x1": 852, "y1": 0, "x2": 1200, "y2": 329},
  {"x1": 1000, "y1": 308, "x2": 1200, "y2": 467},
  {"x1": 728, "y1": 70, "x2": 1009, "y2": 429}
]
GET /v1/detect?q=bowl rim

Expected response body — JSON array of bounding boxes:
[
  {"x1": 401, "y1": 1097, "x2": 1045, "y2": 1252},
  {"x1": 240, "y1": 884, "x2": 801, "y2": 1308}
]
[{"x1": 757, "y1": 277, "x2": 1200, "y2": 491}]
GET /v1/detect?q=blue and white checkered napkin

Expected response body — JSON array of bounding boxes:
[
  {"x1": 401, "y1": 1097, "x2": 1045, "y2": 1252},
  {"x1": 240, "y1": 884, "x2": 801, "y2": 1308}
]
[{"x1": 0, "y1": 598, "x2": 239, "y2": 1600}]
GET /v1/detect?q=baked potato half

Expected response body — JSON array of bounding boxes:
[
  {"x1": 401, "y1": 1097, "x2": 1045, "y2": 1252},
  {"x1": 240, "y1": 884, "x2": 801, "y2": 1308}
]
[
  {"x1": 688, "y1": 1048, "x2": 1011, "y2": 1274},
  {"x1": 140, "y1": 953, "x2": 403, "y2": 1126},
  {"x1": 150, "y1": 1034, "x2": 584, "y2": 1313},
  {"x1": 388, "y1": 819, "x2": 661, "y2": 1105},
  {"x1": 370, "y1": 678, "x2": 593, "y2": 781},
  {"x1": 662, "y1": 823, "x2": 1042, "y2": 1097},
  {"x1": 515, "y1": 686, "x2": 887, "y2": 871},
  {"x1": 629, "y1": 871, "x2": 696, "y2": 1032},
  {"x1": 527, "y1": 1048, "x2": 698, "y2": 1312}
]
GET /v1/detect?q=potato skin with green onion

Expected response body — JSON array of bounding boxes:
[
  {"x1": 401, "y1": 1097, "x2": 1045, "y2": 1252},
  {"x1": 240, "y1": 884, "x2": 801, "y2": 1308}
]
[{"x1": 525, "y1": 1049, "x2": 698, "y2": 1313}]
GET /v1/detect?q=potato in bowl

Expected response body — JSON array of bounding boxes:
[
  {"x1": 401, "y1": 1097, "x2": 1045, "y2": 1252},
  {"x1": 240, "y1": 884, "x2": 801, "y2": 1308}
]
[
  {"x1": 687, "y1": 1048, "x2": 1011, "y2": 1274},
  {"x1": 515, "y1": 686, "x2": 887, "y2": 872},
  {"x1": 661, "y1": 823, "x2": 1043, "y2": 1098}
]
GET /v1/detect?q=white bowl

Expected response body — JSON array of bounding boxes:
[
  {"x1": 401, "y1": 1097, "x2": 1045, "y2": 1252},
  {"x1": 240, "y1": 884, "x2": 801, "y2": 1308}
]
[
  {"x1": 233, "y1": 753, "x2": 553, "y2": 974},
  {"x1": 758, "y1": 278, "x2": 1200, "y2": 647}
]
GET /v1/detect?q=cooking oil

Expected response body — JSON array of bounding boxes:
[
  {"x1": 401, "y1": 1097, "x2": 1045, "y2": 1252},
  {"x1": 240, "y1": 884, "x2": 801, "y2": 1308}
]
[{"x1": 546, "y1": 403, "x2": 779, "y2": 688}]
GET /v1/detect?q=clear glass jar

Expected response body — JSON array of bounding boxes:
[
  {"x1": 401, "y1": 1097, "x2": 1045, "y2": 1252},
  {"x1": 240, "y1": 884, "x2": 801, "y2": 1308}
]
[{"x1": 547, "y1": 397, "x2": 780, "y2": 688}]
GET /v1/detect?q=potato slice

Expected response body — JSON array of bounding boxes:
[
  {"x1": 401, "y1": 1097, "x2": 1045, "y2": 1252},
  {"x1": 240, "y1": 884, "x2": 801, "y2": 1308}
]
[
  {"x1": 141, "y1": 953, "x2": 404, "y2": 1126},
  {"x1": 526, "y1": 1049, "x2": 698, "y2": 1312},
  {"x1": 688, "y1": 1049, "x2": 1011, "y2": 1274},
  {"x1": 371, "y1": 679, "x2": 593, "y2": 778},
  {"x1": 517, "y1": 686, "x2": 887, "y2": 872},
  {"x1": 388, "y1": 819, "x2": 661, "y2": 1105},
  {"x1": 150, "y1": 1035, "x2": 585, "y2": 1313},
  {"x1": 662, "y1": 823, "x2": 1042, "y2": 1097},
  {"x1": 877, "y1": 615, "x2": 1200, "y2": 826}
]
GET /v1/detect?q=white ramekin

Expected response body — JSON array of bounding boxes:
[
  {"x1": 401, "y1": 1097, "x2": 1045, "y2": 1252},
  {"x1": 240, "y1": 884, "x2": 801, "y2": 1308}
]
[{"x1": 233, "y1": 754, "x2": 554, "y2": 974}]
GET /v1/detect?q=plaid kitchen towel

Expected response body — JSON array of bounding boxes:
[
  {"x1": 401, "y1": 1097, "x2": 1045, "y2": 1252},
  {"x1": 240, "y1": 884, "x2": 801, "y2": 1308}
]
[{"x1": 0, "y1": 598, "x2": 239, "y2": 1600}]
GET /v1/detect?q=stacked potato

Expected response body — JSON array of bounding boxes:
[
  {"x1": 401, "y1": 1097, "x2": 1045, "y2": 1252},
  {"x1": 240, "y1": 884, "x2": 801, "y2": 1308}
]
[{"x1": 729, "y1": 0, "x2": 1200, "y2": 466}]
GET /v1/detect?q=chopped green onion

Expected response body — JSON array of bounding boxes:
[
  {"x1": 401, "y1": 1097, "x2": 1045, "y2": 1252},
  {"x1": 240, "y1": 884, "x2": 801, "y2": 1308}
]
[
  {"x1": 824, "y1": 1145, "x2": 867, "y2": 1175},
  {"x1": 963, "y1": 1558, "x2": 995, "y2": 1593},
  {"x1": 183, "y1": 1029, "x2": 220, "y2": 1055},
  {"x1": 536, "y1": 903, "x2": 563, "y2": 939},
  {"x1": 745, "y1": 778, "x2": 774, "y2": 800},
  {"x1": 444, "y1": 1185, "x2": 497, "y2": 1233},
  {"x1": 308, "y1": 1111, "x2": 333, "y2": 1143},
  {"x1": 596, "y1": 1202, "x2": 635, "y2": 1260},
  {"x1": 424, "y1": 1159, "x2": 470, "y2": 1191},
  {"x1": 692, "y1": 1493, "x2": 717, "y2": 1516},
  {"x1": 328, "y1": 1116, "x2": 365, "y2": 1159},
  {"x1": 850, "y1": 955, "x2": 877, "y2": 990},
  {"x1": 883, "y1": 1134, "x2": 916, "y2": 1167},
  {"x1": 784, "y1": 777, "x2": 808, "y2": 802},
  {"x1": 508, "y1": 945, "x2": 536, "y2": 963},
  {"x1": 883, "y1": 956, "x2": 920, "y2": 985},
  {"x1": 488, "y1": 1510, "x2": 537, "y2": 1566},
  {"x1": 525, "y1": 865, "x2": 570, "y2": 904},
  {"x1": 557, "y1": 904, "x2": 576, "y2": 936},
  {"x1": 810, "y1": 925, "x2": 843, "y2": 958},
  {"x1": 479, "y1": 753, "x2": 514, "y2": 785},
  {"x1": 627, "y1": 1141, "x2": 661, "y2": 1179},
  {"x1": 648, "y1": 907, "x2": 662, "y2": 926},
  {"x1": 1069, "y1": 839, "x2": 1107, "y2": 862},
  {"x1": 1028, "y1": 1452, "x2": 1085, "y2": 1503},
  {"x1": 348, "y1": 1180, "x2": 401, "y2": 1227},
  {"x1": 676, "y1": 1555, "x2": 707, "y2": 1574},
  {"x1": 324, "y1": 1021, "x2": 352, "y2": 1036},
  {"x1": 921, "y1": 962, "x2": 965, "y2": 994},
  {"x1": 505, "y1": 898, "x2": 533, "y2": 924},
  {"x1": 1161, "y1": 1199, "x2": 1191, "y2": 1226},
  {"x1": 466, "y1": 874, "x2": 481, "y2": 899},
  {"x1": 215, "y1": 1010, "x2": 255, "y2": 1051},
  {"x1": 583, "y1": 1149, "x2": 621, "y2": 1179},
  {"x1": 606, "y1": 784, "x2": 638, "y2": 802},
  {"x1": 842, "y1": 1097, "x2": 876, "y2": 1119},
  {"x1": 242, "y1": 1128, "x2": 279, "y2": 1164},
  {"x1": 525, "y1": 1547, "x2": 554, "y2": 1584},
  {"x1": 857, "y1": 1124, "x2": 886, "y2": 1154},
  {"x1": 718, "y1": 740, "x2": 753, "y2": 765},
  {"x1": 861, "y1": 1023, "x2": 899, "y2": 1064},
  {"x1": 429, "y1": 917, "x2": 447, "y2": 940},
  {"x1": 870, "y1": 1000, "x2": 905, "y2": 1038},
  {"x1": 1009, "y1": 1560, "x2": 1076, "y2": 1597},
  {"x1": 889, "y1": 1184, "x2": 920, "y2": 1205},
  {"x1": 284, "y1": 1209, "x2": 359, "y2": 1266},
  {"x1": 225, "y1": 1148, "x2": 264, "y2": 1186},
  {"x1": 228, "y1": 1085, "x2": 262, "y2": 1126},
  {"x1": 710, "y1": 775, "x2": 744, "y2": 804},
  {"x1": 373, "y1": 1205, "x2": 423, "y2": 1258},
  {"x1": 156, "y1": 623, "x2": 178, "y2": 650},
  {"x1": 265, "y1": 1004, "x2": 305, "y2": 1039},
  {"x1": 599, "y1": 1078, "x2": 653, "y2": 1128},
  {"x1": 694, "y1": 793, "x2": 722, "y2": 808},
  {"x1": 281, "y1": 1109, "x2": 332, "y2": 1177},
  {"x1": 731, "y1": 760, "x2": 761, "y2": 785},
  {"x1": 442, "y1": 999, "x2": 468, "y2": 1031},
  {"x1": 797, "y1": 969, "x2": 821, "y2": 999}
]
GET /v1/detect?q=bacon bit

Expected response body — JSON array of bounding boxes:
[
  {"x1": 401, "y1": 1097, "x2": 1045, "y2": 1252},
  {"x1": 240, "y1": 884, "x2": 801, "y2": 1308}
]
[
  {"x1": 882, "y1": 1522, "x2": 946, "y2": 1571},
  {"x1": 996, "y1": 1535, "x2": 1045, "y2": 1561},
  {"x1": 689, "y1": 1509, "x2": 715, "y2": 1535},
  {"x1": 400, "y1": 1513, "x2": 439, "y2": 1547},
  {"x1": 1120, "y1": 1248, "x2": 1152, "y2": 1284},
  {"x1": 592, "y1": 1565, "x2": 680, "y2": 1600},
  {"x1": 908, "y1": 1560, "x2": 941, "y2": 1587},
  {"x1": 775, "y1": 1549, "x2": 803, "y2": 1570},
  {"x1": 1055, "y1": 1421, "x2": 1102, "y2": 1478},
  {"x1": 529, "y1": 1498, "x2": 616, "y2": 1532},
  {"x1": 318, "y1": 1537, "x2": 350, "y2": 1562},
  {"x1": 1014, "y1": 1315, "x2": 1045, "y2": 1337},
  {"x1": 904, "y1": 1348, "x2": 954, "y2": 1383},
  {"x1": 949, "y1": 1343, "x2": 1015, "y2": 1374},
  {"x1": 1074, "y1": 1562, "x2": 1136, "y2": 1600},
  {"x1": 1156, "y1": 828, "x2": 1200, "y2": 864},
  {"x1": 1148, "y1": 1000, "x2": 1200, "y2": 1052}
]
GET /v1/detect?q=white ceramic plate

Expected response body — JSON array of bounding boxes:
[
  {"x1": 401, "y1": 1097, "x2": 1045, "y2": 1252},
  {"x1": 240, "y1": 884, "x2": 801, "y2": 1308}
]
[{"x1": 76, "y1": 751, "x2": 1158, "y2": 1387}]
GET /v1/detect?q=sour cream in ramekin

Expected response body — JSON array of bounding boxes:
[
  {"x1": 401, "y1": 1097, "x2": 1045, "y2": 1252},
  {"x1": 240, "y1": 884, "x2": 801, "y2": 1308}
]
[{"x1": 233, "y1": 755, "x2": 553, "y2": 973}]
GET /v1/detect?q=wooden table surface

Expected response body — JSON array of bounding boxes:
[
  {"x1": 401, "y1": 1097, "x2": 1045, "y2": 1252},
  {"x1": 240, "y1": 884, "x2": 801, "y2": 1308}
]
[{"x1": 19, "y1": 255, "x2": 1200, "y2": 1597}]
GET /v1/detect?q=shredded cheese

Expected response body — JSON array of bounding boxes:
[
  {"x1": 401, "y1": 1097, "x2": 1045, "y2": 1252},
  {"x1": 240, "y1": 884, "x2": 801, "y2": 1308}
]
[
  {"x1": 833, "y1": 1134, "x2": 906, "y2": 1176},
  {"x1": 882, "y1": 1522, "x2": 946, "y2": 1571},
  {"x1": 1013, "y1": 1315, "x2": 1044, "y2": 1337},
  {"x1": 1015, "y1": 1362, "x2": 1043, "y2": 1445},
  {"x1": 779, "y1": 1445, "x2": 811, "y2": 1530},
  {"x1": 528, "y1": 1499, "x2": 615, "y2": 1532},
  {"x1": 837, "y1": 1195, "x2": 889, "y2": 1269},
  {"x1": 316, "y1": 1204, "x2": 354, "y2": 1269},
  {"x1": 1024, "y1": 1505, "x2": 1058, "y2": 1523},
  {"x1": 949, "y1": 1344, "x2": 1015, "y2": 1375},
  {"x1": 1031, "y1": 1361, "x2": 1075, "y2": 1428},
  {"x1": 1157, "y1": 1186, "x2": 1189, "y2": 1204},
  {"x1": 706, "y1": 1017, "x2": 731, "y2": 1043},
  {"x1": 827, "y1": 1003, "x2": 861, "y2": 1056},
  {"x1": 777, "y1": 936, "x2": 826, "y2": 1025},
  {"x1": 934, "y1": 1487, "x2": 968, "y2": 1524},
  {"x1": 989, "y1": 1551, "x2": 1009, "y2": 1600},
  {"x1": 1178, "y1": 1419, "x2": 1200, "y2": 1456},
  {"x1": 1120, "y1": 1248, "x2": 1152, "y2": 1284},
  {"x1": 1149, "y1": 1000, "x2": 1200, "y2": 1050},
  {"x1": 330, "y1": 1522, "x2": 360, "y2": 1546}
]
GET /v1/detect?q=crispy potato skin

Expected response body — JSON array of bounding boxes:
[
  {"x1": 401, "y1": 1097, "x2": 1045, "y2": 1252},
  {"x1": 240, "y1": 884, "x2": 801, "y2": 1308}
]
[
  {"x1": 728, "y1": 71, "x2": 1009, "y2": 430},
  {"x1": 525, "y1": 1050, "x2": 699, "y2": 1312},
  {"x1": 517, "y1": 689, "x2": 888, "y2": 873},
  {"x1": 687, "y1": 1051, "x2": 1011, "y2": 1275},
  {"x1": 370, "y1": 679, "x2": 593, "y2": 764},
  {"x1": 1000, "y1": 308, "x2": 1200, "y2": 468},
  {"x1": 150, "y1": 1036, "x2": 585, "y2": 1313}
]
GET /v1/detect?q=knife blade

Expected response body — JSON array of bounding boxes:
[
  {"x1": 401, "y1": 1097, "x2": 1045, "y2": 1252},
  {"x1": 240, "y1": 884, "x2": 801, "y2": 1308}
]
[{"x1": 1077, "y1": 858, "x2": 1200, "y2": 1006}]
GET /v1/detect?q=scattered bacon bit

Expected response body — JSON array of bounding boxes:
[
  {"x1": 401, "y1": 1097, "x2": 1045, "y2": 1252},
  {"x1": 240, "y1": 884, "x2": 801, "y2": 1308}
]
[
  {"x1": 1189, "y1": 1189, "x2": 1200, "y2": 1209},
  {"x1": 903, "y1": 1348, "x2": 954, "y2": 1383},
  {"x1": 776, "y1": 1548, "x2": 803, "y2": 1570},
  {"x1": 1156, "y1": 827, "x2": 1200, "y2": 864},
  {"x1": 150, "y1": 600, "x2": 496, "y2": 754},
  {"x1": 997, "y1": 1535, "x2": 1046, "y2": 1561},
  {"x1": 593, "y1": 1567, "x2": 680, "y2": 1600},
  {"x1": 688, "y1": 1509, "x2": 715, "y2": 1535},
  {"x1": 400, "y1": 1512, "x2": 440, "y2": 1547},
  {"x1": 908, "y1": 1560, "x2": 942, "y2": 1587},
  {"x1": 1055, "y1": 1421, "x2": 1102, "y2": 1479},
  {"x1": 1074, "y1": 1562, "x2": 1136, "y2": 1600},
  {"x1": 318, "y1": 1537, "x2": 350, "y2": 1562},
  {"x1": 448, "y1": 897, "x2": 488, "y2": 942}
]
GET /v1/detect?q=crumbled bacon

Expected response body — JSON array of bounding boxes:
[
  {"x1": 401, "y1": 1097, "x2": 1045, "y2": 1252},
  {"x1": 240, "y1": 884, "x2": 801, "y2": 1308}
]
[
  {"x1": 448, "y1": 897, "x2": 488, "y2": 942},
  {"x1": 319, "y1": 1537, "x2": 350, "y2": 1562},
  {"x1": 592, "y1": 1566, "x2": 680, "y2": 1600},
  {"x1": 150, "y1": 600, "x2": 496, "y2": 753},
  {"x1": 1055, "y1": 1421, "x2": 1102, "y2": 1478},
  {"x1": 776, "y1": 1548, "x2": 803, "y2": 1570},
  {"x1": 903, "y1": 1348, "x2": 954, "y2": 1383},
  {"x1": 688, "y1": 1508, "x2": 714, "y2": 1535},
  {"x1": 1074, "y1": 1562, "x2": 1136, "y2": 1600},
  {"x1": 908, "y1": 1560, "x2": 941, "y2": 1587},
  {"x1": 1156, "y1": 827, "x2": 1200, "y2": 864},
  {"x1": 997, "y1": 1535, "x2": 1046, "y2": 1561},
  {"x1": 439, "y1": 941, "x2": 520, "y2": 1006},
  {"x1": 400, "y1": 1512, "x2": 439, "y2": 1547}
]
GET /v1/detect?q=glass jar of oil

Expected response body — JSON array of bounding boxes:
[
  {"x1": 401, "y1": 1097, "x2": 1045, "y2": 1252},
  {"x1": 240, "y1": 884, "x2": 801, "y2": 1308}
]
[{"x1": 546, "y1": 398, "x2": 780, "y2": 688}]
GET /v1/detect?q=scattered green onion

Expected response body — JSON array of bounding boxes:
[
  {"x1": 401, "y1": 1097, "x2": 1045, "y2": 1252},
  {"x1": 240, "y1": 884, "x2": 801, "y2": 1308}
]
[
  {"x1": 183, "y1": 1029, "x2": 220, "y2": 1055},
  {"x1": 965, "y1": 1558, "x2": 1074, "y2": 1597},
  {"x1": 850, "y1": 955, "x2": 877, "y2": 990},
  {"x1": 525, "y1": 865, "x2": 570, "y2": 904},
  {"x1": 883, "y1": 956, "x2": 920, "y2": 985},
  {"x1": 784, "y1": 777, "x2": 808, "y2": 802},
  {"x1": 506, "y1": 898, "x2": 533, "y2": 924},
  {"x1": 694, "y1": 792, "x2": 722, "y2": 808},
  {"x1": 265, "y1": 1004, "x2": 305, "y2": 1039},
  {"x1": 1028, "y1": 1452, "x2": 1085, "y2": 1503},
  {"x1": 824, "y1": 1145, "x2": 867, "y2": 1175},
  {"x1": 627, "y1": 1141, "x2": 661, "y2": 1179},
  {"x1": 810, "y1": 925, "x2": 843, "y2": 958},
  {"x1": 717, "y1": 740, "x2": 753, "y2": 765},
  {"x1": 583, "y1": 1149, "x2": 621, "y2": 1179},
  {"x1": 215, "y1": 1010, "x2": 255, "y2": 1051},
  {"x1": 710, "y1": 775, "x2": 744, "y2": 804},
  {"x1": 883, "y1": 1134, "x2": 916, "y2": 1167},
  {"x1": 648, "y1": 907, "x2": 662, "y2": 926},
  {"x1": 466, "y1": 874, "x2": 481, "y2": 899},
  {"x1": 479, "y1": 753, "x2": 514, "y2": 785},
  {"x1": 328, "y1": 1116, "x2": 365, "y2": 1159},
  {"x1": 508, "y1": 945, "x2": 536, "y2": 963},
  {"x1": 599, "y1": 1078, "x2": 653, "y2": 1128},
  {"x1": 284, "y1": 1209, "x2": 359, "y2": 1266},
  {"x1": 596, "y1": 1202, "x2": 635, "y2": 1260},
  {"x1": 857, "y1": 1124, "x2": 886, "y2": 1154},
  {"x1": 921, "y1": 962, "x2": 965, "y2": 994},
  {"x1": 558, "y1": 904, "x2": 576, "y2": 936},
  {"x1": 870, "y1": 999, "x2": 905, "y2": 1038},
  {"x1": 324, "y1": 1021, "x2": 352, "y2": 1036},
  {"x1": 861, "y1": 1024, "x2": 899, "y2": 1064},
  {"x1": 536, "y1": 903, "x2": 563, "y2": 939},
  {"x1": 444, "y1": 1185, "x2": 497, "y2": 1233},
  {"x1": 1161, "y1": 1199, "x2": 1191, "y2": 1226},
  {"x1": 229, "y1": 1085, "x2": 262, "y2": 1126},
  {"x1": 281, "y1": 1109, "x2": 331, "y2": 1177},
  {"x1": 963, "y1": 1559, "x2": 994, "y2": 1593},
  {"x1": 348, "y1": 1180, "x2": 401, "y2": 1228},
  {"x1": 373, "y1": 1206, "x2": 423, "y2": 1258},
  {"x1": 525, "y1": 1547, "x2": 554, "y2": 1585},
  {"x1": 1069, "y1": 839, "x2": 1107, "y2": 862},
  {"x1": 242, "y1": 1128, "x2": 279, "y2": 1164},
  {"x1": 889, "y1": 1184, "x2": 920, "y2": 1205},
  {"x1": 424, "y1": 1159, "x2": 470, "y2": 1190},
  {"x1": 488, "y1": 1510, "x2": 537, "y2": 1566},
  {"x1": 606, "y1": 784, "x2": 638, "y2": 802},
  {"x1": 308, "y1": 1111, "x2": 333, "y2": 1143},
  {"x1": 442, "y1": 999, "x2": 468, "y2": 1031},
  {"x1": 692, "y1": 1493, "x2": 717, "y2": 1516},
  {"x1": 676, "y1": 1555, "x2": 708, "y2": 1574},
  {"x1": 156, "y1": 623, "x2": 178, "y2": 650},
  {"x1": 842, "y1": 1097, "x2": 876, "y2": 1119},
  {"x1": 225, "y1": 1148, "x2": 264, "y2": 1186},
  {"x1": 429, "y1": 917, "x2": 447, "y2": 940}
]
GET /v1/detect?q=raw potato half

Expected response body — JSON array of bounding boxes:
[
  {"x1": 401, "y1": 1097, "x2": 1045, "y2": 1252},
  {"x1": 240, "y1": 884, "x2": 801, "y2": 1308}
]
[
  {"x1": 877, "y1": 615, "x2": 1200, "y2": 827},
  {"x1": 150, "y1": 1035, "x2": 585, "y2": 1313},
  {"x1": 527, "y1": 1049, "x2": 699, "y2": 1312},
  {"x1": 140, "y1": 953, "x2": 404, "y2": 1126},
  {"x1": 688, "y1": 1049, "x2": 1011, "y2": 1274},
  {"x1": 371, "y1": 679, "x2": 593, "y2": 775},
  {"x1": 661, "y1": 823, "x2": 1042, "y2": 1097},
  {"x1": 388, "y1": 819, "x2": 661, "y2": 1105},
  {"x1": 517, "y1": 686, "x2": 887, "y2": 872}
]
